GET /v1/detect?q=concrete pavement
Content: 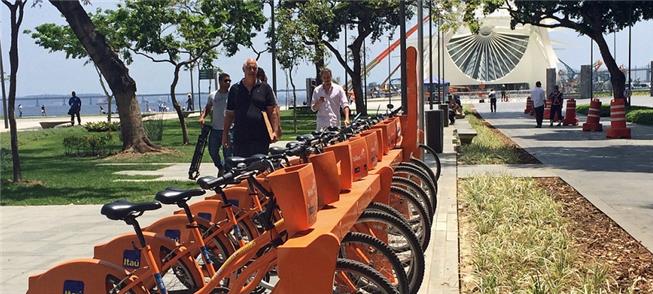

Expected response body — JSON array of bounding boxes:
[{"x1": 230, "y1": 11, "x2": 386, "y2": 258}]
[{"x1": 469, "y1": 99, "x2": 653, "y2": 253}]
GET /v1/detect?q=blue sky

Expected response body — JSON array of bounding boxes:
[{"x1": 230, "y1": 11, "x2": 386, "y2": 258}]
[{"x1": 2, "y1": 1, "x2": 652, "y2": 97}]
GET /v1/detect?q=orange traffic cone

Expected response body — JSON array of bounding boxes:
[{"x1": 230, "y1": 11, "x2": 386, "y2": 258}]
[
  {"x1": 562, "y1": 98, "x2": 579, "y2": 126},
  {"x1": 582, "y1": 98, "x2": 603, "y2": 132},
  {"x1": 606, "y1": 98, "x2": 631, "y2": 139},
  {"x1": 524, "y1": 97, "x2": 534, "y2": 115},
  {"x1": 544, "y1": 98, "x2": 552, "y2": 120}
]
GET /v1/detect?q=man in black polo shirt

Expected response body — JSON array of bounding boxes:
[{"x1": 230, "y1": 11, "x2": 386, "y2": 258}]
[{"x1": 222, "y1": 58, "x2": 279, "y2": 157}]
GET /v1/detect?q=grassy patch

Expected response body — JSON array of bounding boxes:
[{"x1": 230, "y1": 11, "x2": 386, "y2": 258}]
[
  {"x1": 458, "y1": 107, "x2": 535, "y2": 165},
  {"x1": 459, "y1": 176, "x2": 613, "y2": 293},
  {"x1": 1, "y1": 120, "x2": 208, "y2": 205},
  {"x1": 0, "y1": 112, "x2": 319, "y2": 205}
]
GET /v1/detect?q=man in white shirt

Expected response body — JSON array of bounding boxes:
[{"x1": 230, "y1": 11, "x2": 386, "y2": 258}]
[
  {"x1": 530, "y1": 81, "x2": 546, "y2": 128},
  {"x1": 199, "y1": 73, "x2": 232, "y2": 173},
  {"x1": 311, "y1": 68, "x2": 350, "y2": 130}
]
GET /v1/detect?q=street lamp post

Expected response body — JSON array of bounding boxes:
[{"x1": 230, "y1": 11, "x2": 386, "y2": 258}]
[
  {"x1": 428, "y1": 0, "x2": 433, "y2": 109},
  {"x1": 388, "y1": 35, "x2": 392, "y2": 106},
  {"x1": 1, "y1": 39, "x2": 8, "y2": 129},
  {"x1": 270, "y1": 0, "x2": 277, "y2": 97}
]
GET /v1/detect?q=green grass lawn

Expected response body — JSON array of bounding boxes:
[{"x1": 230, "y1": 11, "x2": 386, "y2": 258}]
[
  {"x1": 458, "y1": 106, "x2": 528, "y2": 165},
  {"x1": 0, "y1": 112, "x2": 317, "y2": 205}
]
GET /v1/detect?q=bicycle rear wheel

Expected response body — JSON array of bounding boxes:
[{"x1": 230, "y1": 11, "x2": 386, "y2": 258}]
[
  {"x1": 333, "y1": 258, "x2": 399, "y2": 294},
  {"x1": 340, "y1": 232, "x2": 409, "y2": 294},
  {"x1": 354, "y1": 210, "x2": 424, "y2": 294}
]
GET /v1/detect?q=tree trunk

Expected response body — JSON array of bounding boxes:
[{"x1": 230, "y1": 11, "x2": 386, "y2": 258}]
[
  {"x1": 313, "y1": 43, "x2": 324, "y2": 86},
  {"x1": 50, "y1": 0, "x2": 159, "y2": 153},
  {"x1": 94, "y1": 64, "x2": 112, "y2": 123},
  {"x1": 5, "y1": 0, "x2": 25, "y2": 182},
  {"x1": 171, "y1": 64, "x2": 190, "y2": 144},
  {"x1": 592, "y1": 32, "x2": 626, "y2": 99},
  {"x1": 349, "y1": 41, "x2": 367, "y2": 116},
  {"x1": 289, "y1": 68, "x2": 297, "y2": 133}
]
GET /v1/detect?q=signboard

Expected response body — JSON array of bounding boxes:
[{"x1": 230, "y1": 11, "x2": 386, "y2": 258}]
[{"x1": 199, "y1": 69, "x2": 216, "y2": 80}]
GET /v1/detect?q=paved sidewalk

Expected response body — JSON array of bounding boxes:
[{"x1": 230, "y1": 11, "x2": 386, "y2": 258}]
[
  {"x1": 419, "y1": 126, "x2": 459, "y2": 294},
  {"x1": 471, "y1": 100, "x2": 653, "y2": 252}
]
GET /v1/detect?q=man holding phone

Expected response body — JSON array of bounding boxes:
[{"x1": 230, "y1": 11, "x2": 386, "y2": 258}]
[{"x1": 311, "y1": 68, "x2": 350, "y2": 130}]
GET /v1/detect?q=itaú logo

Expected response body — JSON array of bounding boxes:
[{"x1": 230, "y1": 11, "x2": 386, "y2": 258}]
[
  {"x1": 351, "y1": 149, "x2": 367, "y2": 164},
  {"x1": 306, "y1": 179, "x2": 318, "y2": 215}
]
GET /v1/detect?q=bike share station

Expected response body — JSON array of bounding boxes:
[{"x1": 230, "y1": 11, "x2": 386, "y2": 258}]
[{"x1": 28, "y1": 47, "x2": 445, "y2": 294}]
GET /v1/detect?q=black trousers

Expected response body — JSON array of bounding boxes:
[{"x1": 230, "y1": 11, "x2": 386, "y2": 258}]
[
  {"x1": 490, "y1": 99, "x2": 497, "y2": 112},
  {"x1": 534, "y1": 106, "x2": 544, "y2": 127},
  {"x1": 70, "y1": 112, "x2": 81, "y2": 125},
  {"x1": 234, "y1": 140, "x2": 270, "y2": 157},
  {"x1": 550, "y1": 105, "x2": 563, "y2": 123}
]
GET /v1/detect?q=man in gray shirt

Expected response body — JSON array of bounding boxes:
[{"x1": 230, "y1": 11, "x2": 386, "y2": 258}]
[
  {"x1": 199, "y1": 73, "x2": 232, "y2": 174},
  {"x1": 530, "y1": 81, "x2": 546, "y2": 128}
]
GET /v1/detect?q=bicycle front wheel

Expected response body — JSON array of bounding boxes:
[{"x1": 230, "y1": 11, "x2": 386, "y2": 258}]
[{"x1": 333, "y1": 258, "x2": 399, "y2": 294}]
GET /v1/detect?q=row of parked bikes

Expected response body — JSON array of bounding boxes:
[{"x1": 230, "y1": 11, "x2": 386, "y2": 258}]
[{"x1": 28, "y1": 107, "x2": 442, "y2": 294}]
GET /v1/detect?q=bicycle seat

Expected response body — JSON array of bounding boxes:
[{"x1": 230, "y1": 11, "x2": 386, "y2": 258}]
[
  {"x1": 286, "y1": 141, "x2": 300, "y2": 149},
  {"x1": 269, "y1": 146, "x2": 286, "y2": 156},
  {"x1": 297, "y1": 134, "x2": 315, "y2": 141},
  {"x1": 245, "y1": 154, "x2": 268, "y2": 164},
  {"x1": 197, "y1": 173, "x2": 235, "y2": 190},
  {"x1": 156, "y1": 188, "x2": 205, "y2": 205},
  {"x1": 225, "y1": 156, "x2": 246, "y2": 168},
  {"x1": 101, "y1": 200, "x2": 161, "y2": 221}
]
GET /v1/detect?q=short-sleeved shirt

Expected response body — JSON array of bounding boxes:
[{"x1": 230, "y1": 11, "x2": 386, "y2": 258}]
[
  {"x1": 311, "y1": 83, "x2": 348, "y2": 130},
  {"x1": 530, "y1": 87, "x2": 546, "y2": 107},
  {"x1": 69, "y1": 96, "x2": 82, "y2": 112},
  {"x1": 205, "y1": 90, "x2": 229, "y2": 130},
  {"x1": 550, "y1": 91, "x2": 563, "y2": 105},
  {"x1": 226, "y1": 80, "x2": 277, "y2": 143}
]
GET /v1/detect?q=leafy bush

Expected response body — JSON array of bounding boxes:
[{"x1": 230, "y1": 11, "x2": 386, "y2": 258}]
[
  {"x1": 626, "y1": 109, "x2": 653, "y2": 126},
  {"x1": 63, "y1": 134, "x2": 114, "y2": 157},
  {"x1": 576, "y1": 104, "x2": 610, "y2": 117},
  {"x1": 143, "y1": 117, "x2": 164, "y2": 141},
  {"x1": 84, "y1": 121, "x2": 120, "y2": 132}
]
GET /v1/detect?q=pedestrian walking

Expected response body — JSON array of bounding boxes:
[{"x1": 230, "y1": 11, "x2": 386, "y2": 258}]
[
  {"x1": 41, "y1": 105, "x2": 46, "y2": 116},
  {"x1": 68, "y1": 91, "x2": 82, "y2": 125},
  {"x1": 489, "y1": 89, "x2": 497, "y2": 112},
  {"x1": 549, "y1": 85, "x2": 564, "y2": 126},
  {"x1": 222, "y1": 58, "x2": 279, "y2": 157},
  {"x1": 18, "y1": 104, "x2": 22, "y2": 118},
  {"x1": 311, "y1": 68, "x2": 350, "y2": 130},
  {"x1": 530, "y1": 81, "x2": 546, "y2": 128},
  {"x1": 186, "y1": 93, "x2": 193, "y2": 112},
  {"x1": 501, "y1": 85, "x2": 507, "y2": 102},
  {"x1": 199, "y1": 73, "x2": 233, "y2": 175}
]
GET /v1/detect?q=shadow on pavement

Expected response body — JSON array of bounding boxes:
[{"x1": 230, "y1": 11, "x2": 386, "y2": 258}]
[{"x1": 526, "y1": 145, "x2": 653, "y2": 174}]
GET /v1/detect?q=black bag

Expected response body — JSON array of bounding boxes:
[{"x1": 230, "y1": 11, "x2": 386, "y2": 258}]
[{"x1": 188, "y1": 125, "x2": 212, "y2": 180}]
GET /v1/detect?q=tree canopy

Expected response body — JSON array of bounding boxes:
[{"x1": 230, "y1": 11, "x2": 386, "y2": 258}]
[{"x1": 464, "y1": 0, "x2": 653, "y2": 99}]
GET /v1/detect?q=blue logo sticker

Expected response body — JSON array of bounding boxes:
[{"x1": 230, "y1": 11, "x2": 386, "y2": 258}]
[
  {"x1": 63, "y1": 280, "x2": 84, "y2": 294},
  {"x1": 165, "y1": 229, "x2": 181, "y2": 242},
  {"x1": 198, "y1": 212, "x2": 212, "y2": 221},
  {"x1": 122, "y1": 249, "x2": 141, "y2": 269}
]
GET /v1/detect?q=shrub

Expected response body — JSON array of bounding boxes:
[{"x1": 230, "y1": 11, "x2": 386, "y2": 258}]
[
  {"x1": 84, "y1": 121, "x2": 120, "y2": 132},
  {"x1": 63, "y1": 134, "x2": 114, "y2": 157},
  {"x1": 626, "y1": 109, "x2": 653, "y2": 125},
  {"x1": 576, "y1": 104, "x2": 610, "y2": 117},
  {"x1": 143, "y1": 117, "x2": 164, "y2": 141}
]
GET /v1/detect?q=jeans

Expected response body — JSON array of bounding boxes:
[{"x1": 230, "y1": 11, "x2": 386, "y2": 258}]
[
  {"x1": 234, "y1": 140, "x2": 270, "y2": 158},
  {"x1": 490, "y1": 99, "x2": 497, "y2": 112},
  {"x1": 208, "y1": 128, "x2": 233, "y2": 170},
  {"x1": 534, "y1": 105, "x2": 544, "y2": 127}
]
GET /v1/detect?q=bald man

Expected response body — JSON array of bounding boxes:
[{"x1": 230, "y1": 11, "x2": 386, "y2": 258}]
[{"x1": 222, "y1": 58, "x2": 279, "y2": 157}]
